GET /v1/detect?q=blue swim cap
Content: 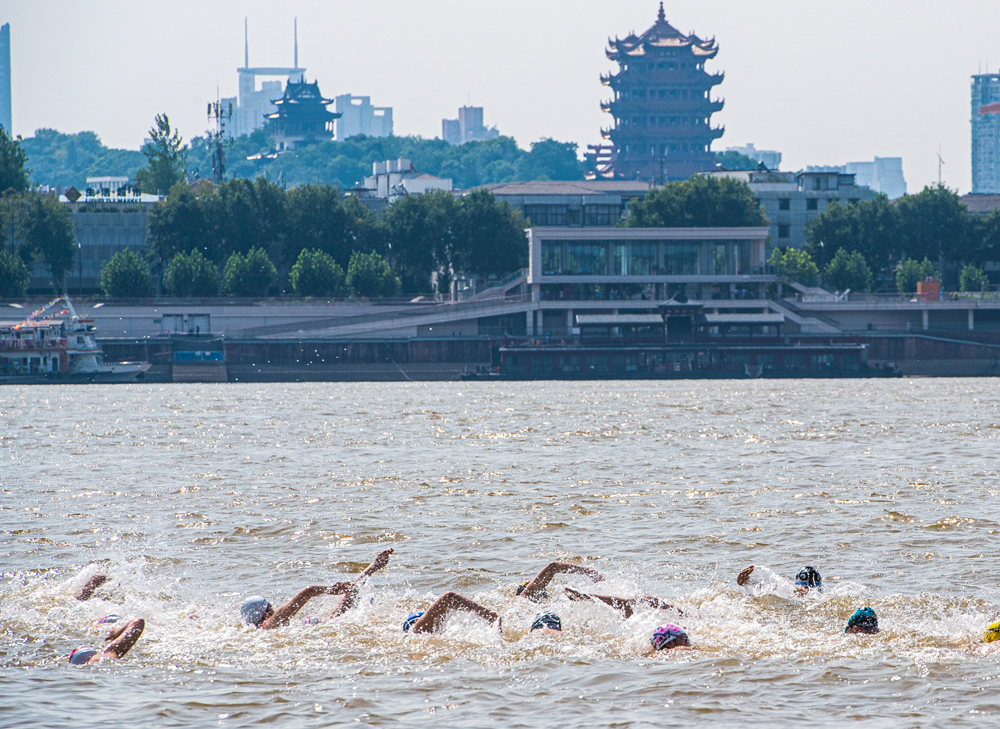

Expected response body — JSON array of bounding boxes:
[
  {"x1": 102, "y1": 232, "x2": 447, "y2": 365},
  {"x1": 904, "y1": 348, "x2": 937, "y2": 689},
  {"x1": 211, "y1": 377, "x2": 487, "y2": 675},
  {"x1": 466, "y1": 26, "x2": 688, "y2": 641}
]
[
  {"x1": 650, "y1": 624, "x2": 689, "y2": 651},
  {"x1": 531, "y1": 612, "x2": 562, "y2": 632},
  {"x1": 96, "y1": 614, "x2": 121, "y2": 624},
  {"x1": 68, "y1": 646, "x2": 98, "y2": 665},
  {"x1": 845, "y1": 607, "x2": 879, "y2": 634},
  {"x1": 240, "y1": 596, "x2": 271, "y2": 627},
  {"x1": 403, "y1": 611, "x2": 425, "y2": 632},
  {"x1": 795, "y1": 566, "x2": 822, "y2": 589}
]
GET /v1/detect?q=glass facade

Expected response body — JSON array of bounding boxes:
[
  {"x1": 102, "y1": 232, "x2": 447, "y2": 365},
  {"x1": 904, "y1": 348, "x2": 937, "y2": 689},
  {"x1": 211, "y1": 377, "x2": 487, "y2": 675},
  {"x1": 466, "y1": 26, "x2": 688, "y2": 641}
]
[{"x1": 540, "y1": 239, "x2": 749, "y2": 276}]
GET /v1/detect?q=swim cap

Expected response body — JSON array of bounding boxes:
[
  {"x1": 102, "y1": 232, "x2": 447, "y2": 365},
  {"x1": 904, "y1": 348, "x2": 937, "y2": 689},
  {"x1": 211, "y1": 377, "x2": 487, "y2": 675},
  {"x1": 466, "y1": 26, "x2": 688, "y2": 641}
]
[
  {"x1": 68, "y1": 646, "x2": 98, "y2": 665},
  {"x1": 240, "y1": 596, "x2": 271, "y2": 627},
  {"x1": 302, "y1": 616, "x2": 321, "y2": 625},
  {"x1": 96, "y1": 614, "x2": 121, "y2": 624},
  {"x1": 845, "y1": 607, "x2": 879, "y2": 634},
  {"x1": 516, "y1": 581, "x2": 548, "y2": 601},
  {"x1": 531, "y1": 612, "x2": 562, "y2": 632},
  {"x1": 984, "y1": 620, "x2": 1000, "y2": 643},
  {"x1": 795, "y1": 566, "x2": 822, "y2": 589},
  {"x1": 650, "y1": 624, "x2": 689, "y2": 651},
  {"x1": 402, "y1": 611, "x2": 425, "y2": 632}
]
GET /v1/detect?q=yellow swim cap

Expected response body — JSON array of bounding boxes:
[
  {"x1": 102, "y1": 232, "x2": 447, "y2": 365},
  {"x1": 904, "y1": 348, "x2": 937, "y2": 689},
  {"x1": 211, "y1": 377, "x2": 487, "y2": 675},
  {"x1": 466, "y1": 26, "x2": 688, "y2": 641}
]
[{"x1": 984, "y1": 620, "x2": 1000, "y2": 643}]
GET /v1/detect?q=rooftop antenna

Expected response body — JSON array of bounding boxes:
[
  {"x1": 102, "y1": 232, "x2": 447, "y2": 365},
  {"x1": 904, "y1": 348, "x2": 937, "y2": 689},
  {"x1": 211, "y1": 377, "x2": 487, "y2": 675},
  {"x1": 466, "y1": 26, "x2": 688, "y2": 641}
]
[
  {"x1": 244, "y1": 17, "x2": 248, "y2": 68},
  {"x1": 937, "y1": 145, "x2": 945, "y2": 185},
  {"x1": 294, "y1": 18, "x2": 298, "y2": 69}
]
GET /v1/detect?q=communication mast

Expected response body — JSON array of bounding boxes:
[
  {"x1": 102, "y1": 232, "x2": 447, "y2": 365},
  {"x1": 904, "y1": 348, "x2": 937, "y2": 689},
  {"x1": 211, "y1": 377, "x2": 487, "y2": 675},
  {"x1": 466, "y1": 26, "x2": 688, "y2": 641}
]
[{"x1": 207, "y1": 91, "x2": 234, "y2": 183}]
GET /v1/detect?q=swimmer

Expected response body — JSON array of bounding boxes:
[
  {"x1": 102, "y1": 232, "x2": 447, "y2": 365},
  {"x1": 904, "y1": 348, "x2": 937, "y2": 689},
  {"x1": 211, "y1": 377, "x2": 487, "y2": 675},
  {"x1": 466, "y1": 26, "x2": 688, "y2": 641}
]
[
  {"x1": 983, "y1": 620, "x2": 1000, "y2": 653},
  {"x1": 737, "y1": 564, "x2": 823, "y2": 597},
  {"x1": 76, "y1": 573, "x2": 108, "y2": 601},
  {"x1": 563, "y1": 586, "x2": 680, "y2": 619},
  {"x1": 68, "y1": 618, "x2": 145, "y2": 666},
  {"x1": 844, "y1": 607, "x2": 879, "y2": 634},
  {"x1": 403, "y1": 592, "x2": 501, "y2": 634},
  {"x1": 241, "y1": 547, "x2": 394, "y2": 629},
  {"x1": 516, "y1": 561, "x2": 604, "y2": 602},
  {"x1": 648, "y1": 624, "x2": 693, "y2": 654},
  {"x1": 530, "y1": 611, "x2": 562, "y2": 634}
]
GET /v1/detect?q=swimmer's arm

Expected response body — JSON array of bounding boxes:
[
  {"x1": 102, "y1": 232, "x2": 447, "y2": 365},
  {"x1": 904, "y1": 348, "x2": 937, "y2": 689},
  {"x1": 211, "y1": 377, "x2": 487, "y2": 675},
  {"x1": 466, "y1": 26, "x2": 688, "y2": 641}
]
[
  {"x1": 521, "y1": 561, "x2": 604, "y2": 600},
  {"x1": 736, "y1": 566, "x2": 756, "y2": 586},
  {"x1": 326, "y1": 548, "x2": 394, "y2": 620},
  {"x1": 103, "y1": 620, "x2": 130, "y2": 643},
  {"x1": 76, "y1": 574, "x2": 108, "y2": 601},
  {"x1": 99, "y1": 618, "x2": 145, "y2": 661},
  {"x1": 261, "y1": 583, "x2": 352, "y2": 629},
  {"x1": 411, "y1": 591, "x2": 500, "y2": 634}
]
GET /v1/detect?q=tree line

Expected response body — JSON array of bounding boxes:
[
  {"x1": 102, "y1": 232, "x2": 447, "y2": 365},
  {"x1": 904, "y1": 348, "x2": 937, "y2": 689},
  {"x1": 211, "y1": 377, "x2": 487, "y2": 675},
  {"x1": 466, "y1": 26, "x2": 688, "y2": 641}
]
[{"x1": 772, "y1": 185, "x2": 999, "y2": 293}]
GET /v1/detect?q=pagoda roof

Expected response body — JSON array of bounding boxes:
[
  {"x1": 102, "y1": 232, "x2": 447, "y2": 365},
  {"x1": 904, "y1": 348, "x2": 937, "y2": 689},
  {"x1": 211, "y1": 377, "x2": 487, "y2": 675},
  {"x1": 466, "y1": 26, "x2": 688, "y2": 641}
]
[
  {"x1": 270, "y1": 80, "x2": 334, "y2": 108},
  {"x1": 607, "y1": 3, "x2": 717, "y2": 60}
]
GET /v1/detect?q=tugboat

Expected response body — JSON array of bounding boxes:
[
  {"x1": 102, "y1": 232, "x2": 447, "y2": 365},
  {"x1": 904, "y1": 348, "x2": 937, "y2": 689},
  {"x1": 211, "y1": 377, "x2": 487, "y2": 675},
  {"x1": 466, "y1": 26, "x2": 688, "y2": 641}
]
[{"x1": 0, "y1": 296, "x2": 151, "y2": 383}]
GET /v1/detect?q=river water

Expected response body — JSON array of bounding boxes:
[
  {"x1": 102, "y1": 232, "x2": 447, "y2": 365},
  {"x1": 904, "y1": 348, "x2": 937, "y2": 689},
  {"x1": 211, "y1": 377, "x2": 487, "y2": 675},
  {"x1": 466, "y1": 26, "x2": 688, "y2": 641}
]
[{"x1": 1, "y1": 380, "x2": 999, "y2": 727}]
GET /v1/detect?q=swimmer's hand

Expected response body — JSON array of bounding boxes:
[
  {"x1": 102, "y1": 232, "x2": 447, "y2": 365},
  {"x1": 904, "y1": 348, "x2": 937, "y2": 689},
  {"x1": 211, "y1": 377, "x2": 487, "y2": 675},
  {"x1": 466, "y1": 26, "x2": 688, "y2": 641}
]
[
  {"x1": 736, "y1": 566, "x2": 755, "y2": 586},
  {"x1": 794, "y1": 586, "x2": 808, "y2": 597},
  {"x1": 76, "y1": 574, "x2": 108, "y2": 601},
  {"x1": 103, "y1": 621, "x2": 130, "y2": 643},
  {"x1": 362, "y1": 548, "x2": 394, "y2": 578},
  {"x1": 563, "y1": 586, "x2": 592, "y2": 603}
]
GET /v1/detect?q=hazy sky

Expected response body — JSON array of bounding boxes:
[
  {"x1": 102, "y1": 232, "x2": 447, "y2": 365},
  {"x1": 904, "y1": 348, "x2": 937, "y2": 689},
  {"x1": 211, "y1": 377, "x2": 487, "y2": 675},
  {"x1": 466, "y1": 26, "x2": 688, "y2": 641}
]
[{"x1": 5, "y1": 1, "x2": 999, "y2": 193}]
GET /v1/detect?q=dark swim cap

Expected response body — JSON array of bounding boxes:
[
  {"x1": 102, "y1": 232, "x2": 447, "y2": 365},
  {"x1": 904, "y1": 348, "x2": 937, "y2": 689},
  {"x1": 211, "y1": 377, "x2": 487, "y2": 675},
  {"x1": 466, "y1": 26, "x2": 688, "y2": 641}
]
[
  {"x1": 795, "y1": 566, "x2": 822, "y2": 588},
  {"x1": 845, "y1": 607, "x2": 879, "y2": 634},
  {"x1": 531, "y1": 612, "x2": 562, "y2": 632}
]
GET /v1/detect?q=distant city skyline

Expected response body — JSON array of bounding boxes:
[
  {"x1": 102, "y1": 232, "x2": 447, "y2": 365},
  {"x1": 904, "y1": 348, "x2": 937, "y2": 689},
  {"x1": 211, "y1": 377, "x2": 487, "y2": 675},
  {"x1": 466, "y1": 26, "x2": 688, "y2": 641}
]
[{"x1": 4, "y1": 1, "x2": 1000, "y2": 192}]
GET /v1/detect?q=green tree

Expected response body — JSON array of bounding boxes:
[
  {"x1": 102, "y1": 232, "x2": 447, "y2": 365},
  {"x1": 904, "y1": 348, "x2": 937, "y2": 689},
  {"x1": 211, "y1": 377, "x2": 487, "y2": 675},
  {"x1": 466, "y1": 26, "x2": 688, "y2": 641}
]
[
  {"x1": 768, "y1": 247, "x2": 819, "y2": 287},
  {"x1": 212, "y1": 177, "x2": 286, "y2": 261},
  {"x1": 824, "y1": 248, "x2": 873, "y2": 292},
  {"x1": 347, "y1": 250, "x2": 400, "y2": 298},
  {"x1": 284, "y1": 185, "x2": 380, "y2": 268},
  {"x1": 0, "y1": 125, "x2": 30, "y2": 194},
  {"x1": 456, "y1": 188, "x2": 527, "y2": 278},
  {"x1": 147, "y1": 180, "x2": 216, "y2": 264},
  {"x1": 895, "y1": 257, "x2": 938, "y2": 294},
  {"x1": 895, "y1": 185, "x2": 971, "y2": 263},
  {"x1": 513, "y1": 139, "x2": 584, "y2": 181},
  {"x1": 382, "y1": 190, "x2": 459, "y2": 293},
  {"x1": 19, "y1": 129, "x2": 145, "y2": 189},
  {"x1": 625, "y1": 176, "x2": 769, "y2": 228},
  {"x1": 222, "y1": 246, "x2": 277, "y2": 297},
  {"x1": 0, "y1": 248, "x2": 29, "y2": 297},
  {"x1": 99, "y1": 249, "x2": 151, "y2": 298},
  {"x1": 136, "y1": 114, "x2": 188, "y2": 195},
  {"x1": 959, "y1": 263, "x2": 989, "y2": 292},
  {"x1": 289, "y1": 248, "x2": 345, "y2": 297},
  {"x1": 714, "y1": 150, "x2": 759, "y2": 171},
  {"x1": 163, "y1": 248, "x2": 221, "y2": 297}
]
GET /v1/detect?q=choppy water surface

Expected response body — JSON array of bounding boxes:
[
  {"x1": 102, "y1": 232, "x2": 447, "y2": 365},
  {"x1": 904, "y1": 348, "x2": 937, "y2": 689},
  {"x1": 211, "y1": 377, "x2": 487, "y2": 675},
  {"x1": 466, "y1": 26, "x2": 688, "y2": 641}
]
[{"x1": 2, "y1": 380, "x2": 999, "y2": 727}]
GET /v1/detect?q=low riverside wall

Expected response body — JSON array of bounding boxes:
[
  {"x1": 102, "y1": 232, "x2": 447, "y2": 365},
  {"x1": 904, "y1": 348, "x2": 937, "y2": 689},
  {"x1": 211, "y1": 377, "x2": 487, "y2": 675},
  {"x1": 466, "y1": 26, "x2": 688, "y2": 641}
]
[{"x1": 99, "y1": 333, "x2": 1000, "y2": 382}]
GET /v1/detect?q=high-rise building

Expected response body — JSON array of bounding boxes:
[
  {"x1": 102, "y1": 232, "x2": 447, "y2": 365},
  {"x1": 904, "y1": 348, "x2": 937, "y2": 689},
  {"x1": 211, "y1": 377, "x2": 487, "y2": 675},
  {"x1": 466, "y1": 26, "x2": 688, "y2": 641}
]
[
  {"x1": 972, "y1": 73, "x2": 1000, "y2": 193},
  {"x1": 441, "y1": 106, "x2": 499, "y2": 144},
  {"x1": 0, "y1": 23, "x2": 11, "y2": 134},
  {"x1": 843, "y1": 158, "x2": 906, "y2": 199},
  {"x1": 587, "y1": 3, "x2": 724, "y2": 181},
  {"x1": 334, "y1": 95, "x2": 393, "y2": 140}
]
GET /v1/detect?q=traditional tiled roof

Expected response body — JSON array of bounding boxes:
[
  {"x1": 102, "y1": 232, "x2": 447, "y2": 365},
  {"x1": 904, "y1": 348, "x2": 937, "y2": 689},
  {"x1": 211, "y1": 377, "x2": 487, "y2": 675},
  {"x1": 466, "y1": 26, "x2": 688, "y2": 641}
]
[{"x1": 607, "y1": 2, "x2": 717, "y2": 60}]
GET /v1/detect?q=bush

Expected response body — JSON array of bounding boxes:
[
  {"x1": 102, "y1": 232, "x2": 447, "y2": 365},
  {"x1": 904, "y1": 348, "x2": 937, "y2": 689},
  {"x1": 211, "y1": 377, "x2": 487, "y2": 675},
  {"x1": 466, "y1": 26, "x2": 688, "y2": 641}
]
[
  {"x1": 347, "y1": 251, "x2": 400, "y2": 298},
  {"x1": 959, "y1": 263, "x2": 989, "y2": 292},
  {"x1": 99, "y1": 249, "x2": 151, "y2": 298},
  {"x1": 163, "y1": 248, "x2": 220, "y2": 297},
  {"x1": 824, "y1": 249, "x2": 873, "y2": 292},
  {"x1": 768, "y1": 247, "x2": 819, "y2": 287},
  {"x1": 895, "y1": 257, "x2": 938, "y2": 293},
  {"x1": 289, "y1": 248, "x2": 345, "y2": 297},
  {"x1": 0, "y1": 249, "x2": 30, "y2": 297},
  {"x1": 222, "y1": 247, "x2": 277, "y2": 297}
]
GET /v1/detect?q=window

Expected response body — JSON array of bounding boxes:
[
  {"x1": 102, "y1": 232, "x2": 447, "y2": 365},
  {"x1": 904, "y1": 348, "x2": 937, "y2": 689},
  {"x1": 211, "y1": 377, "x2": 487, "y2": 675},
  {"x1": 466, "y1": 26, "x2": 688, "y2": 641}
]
[
  {"x1": 778, "y1": 224, "x2": 791, "y2": 239},
  {"x1": 631, "y1": 243, "x2": 657, "y2": 275},
  {"x1": 541, "y1": 242, "x2": 562, "y2": 274},
  {"x1": 567, "y1": 243, "x2": 607, "y2": 275},
  {"x1": 806, "y1": 199, "x2": 819, "y2": 211},
  {"x1": 530, "y1": 356, "x2": 553, "y2": 374},
  {"x1": 584, "y1": 205, "x2": 618, "y2": 226},
  {"x1": 778, "y1": 198, "x2": 790, "y2": 211},
  {"x1": 782, "y1": 353, "x2": 806, "y2": 371},
  {"x1": 558, "y1": 356, "x2": 580, "y2": 373},
  {"x1": 663, "y1": 243, "x2": 699, "y2": 275},
  {"x1": 810, "y1": 354, "x2": 834, "y2": 369},
  {"x1": 524, "y1": 205, "x2": 568, "y2": 226}
]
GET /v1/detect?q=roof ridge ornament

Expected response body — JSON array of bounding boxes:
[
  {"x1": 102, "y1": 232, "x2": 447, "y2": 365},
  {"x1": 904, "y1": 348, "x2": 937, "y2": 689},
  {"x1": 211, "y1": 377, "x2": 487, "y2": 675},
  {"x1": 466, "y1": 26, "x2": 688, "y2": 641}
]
[{"x1": 658, "y1": 2, "x2": 665, "y2": 23}]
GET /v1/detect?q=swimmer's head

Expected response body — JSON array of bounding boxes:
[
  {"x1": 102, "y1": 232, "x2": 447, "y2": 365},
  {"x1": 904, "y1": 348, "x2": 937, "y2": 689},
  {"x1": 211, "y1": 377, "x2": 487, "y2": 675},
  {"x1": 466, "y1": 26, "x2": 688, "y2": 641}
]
[
  {"x1": 650, "y1": 624, "x2": 690, "y2": 651},
  {"x1": 530, "y1": 612, "x2": 562, "y2": 632},
  {"x1": 240, "y1": 596, "x2": 272, "y2": 627},
  {"x1": 68, "y1": 646, "x2": 98, "y2": 665},
  {"x1": 795, "y1": 566, "x2": 822, "y2": 589},
  {"x1": 845, "y1": 607, "x2": 879, "y2": 634},
  {"x1": 516, "y1": 581, "x2": 548, "y2": 601},
  {"x1": 302, "y1": 616, "x2": 320, "y2": 625},
  {"x1": 984, "y1": 620, "x2": 1000, "y2": 643},
  {"x1": 96, "y1": 614, "x2": 121, "y2": 624},
  {"x1": 403, "y1": 611, "x2": 425, "y2": 632}
]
